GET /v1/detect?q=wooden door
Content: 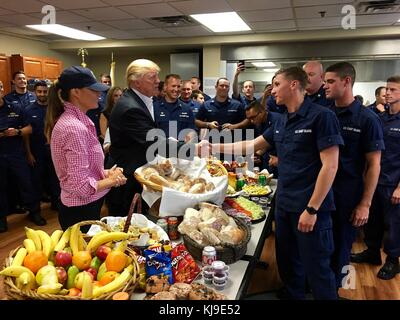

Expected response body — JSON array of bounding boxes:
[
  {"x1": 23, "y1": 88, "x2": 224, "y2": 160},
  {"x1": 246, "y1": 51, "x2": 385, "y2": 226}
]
[{"x1": 0, "y1": 55, "x2": 11, "y2": 94}]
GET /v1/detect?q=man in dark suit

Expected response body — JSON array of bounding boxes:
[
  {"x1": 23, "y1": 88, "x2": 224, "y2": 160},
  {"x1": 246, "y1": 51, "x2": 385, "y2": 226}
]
[{"x1": 109, "y1": 59, "x2": 208, "y2": 215}]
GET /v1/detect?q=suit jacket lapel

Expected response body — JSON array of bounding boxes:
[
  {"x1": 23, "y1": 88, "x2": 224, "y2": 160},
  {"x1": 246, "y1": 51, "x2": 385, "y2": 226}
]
[{"x1": 128, "y1": 89, "x2": 156, "y2": 125}]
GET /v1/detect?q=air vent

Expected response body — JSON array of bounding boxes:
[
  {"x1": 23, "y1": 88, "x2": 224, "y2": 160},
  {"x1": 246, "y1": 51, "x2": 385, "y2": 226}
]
[
  {"x1": 356, "y1": 0, "x2": 400, "y2": 14},
  {"x1": 148, "y1": 15, "x2": 195, "y2": 27}
]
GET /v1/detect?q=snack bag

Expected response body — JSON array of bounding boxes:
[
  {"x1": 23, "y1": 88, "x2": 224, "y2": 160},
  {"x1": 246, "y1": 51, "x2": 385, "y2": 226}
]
[
  {"x1": 171, "y1": 243, "x2": 201, "y2": 284},
  {"x1": 144, "y1": 249, "x2": 173, "y2": 284}
]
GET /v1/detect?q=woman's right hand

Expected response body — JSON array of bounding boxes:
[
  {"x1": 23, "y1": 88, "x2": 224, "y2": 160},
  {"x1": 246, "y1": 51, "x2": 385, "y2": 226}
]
[{"x1": 108, "y1": 166, "x2": 127, "y2": 187}]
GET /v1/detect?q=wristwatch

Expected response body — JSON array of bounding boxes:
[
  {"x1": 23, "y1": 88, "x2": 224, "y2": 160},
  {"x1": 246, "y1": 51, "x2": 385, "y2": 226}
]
[
  {"x1": 306, "y1": 206, "x2": 318, "y2": 215},
  {"x1": 17, "y1": 129, "x2": 22, "y2": 136}
]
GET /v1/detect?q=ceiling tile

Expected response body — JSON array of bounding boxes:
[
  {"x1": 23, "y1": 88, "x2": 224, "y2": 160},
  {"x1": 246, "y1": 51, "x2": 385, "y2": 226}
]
[
  {"x1": 65, "y1": 21, "x2": 117, "y2": 32},
  {"x1": 118, "y1": 3, "x2": 183, "y2": 18},
  {"x1": 102, "y1": 0, "x2": 160, "y2": 4},
  {"x1": 227, "y1": 0, "x2": 291, "y2": 11},
  {"x1": 44, "y1": 0, "x2": 108, "y2": 10},
  {"x1": 95, "y1": 29, "x2": 140, "y2": 39},
  {"x1": 0, "y1": 7, "x2": 17, "y2": 16},
  {"x1": 105, "y1": 19, "x2": 154, "y2": 30},
  {"x1": 28, "y1": 10, "x2": 90, "y2": 23},
  {"x1": 295, "y1": 4, "x2": 348, "y2": 19},
  {"x1": 293, "y1": 0, "x2": 353, "y2": 7},
  {"x1": 169, "y1": 0, "x2": 232, "y2": 15},
  {"x1": 239, "y1": 8, "x2": 294, "y2": 22},
  {"x1": 356, "y1": 13, "x2": 400, "y2": 25},
  {"x1": 165, "y1": 25, "x2": 212, "y2": 36},
  {"x1": 296, "y1": 17, "x2": 341, "y2": 29},
  {"x1": 130, "y1": 28, "x2": 175, "y2": 38},
  {"x1": 249, "y1": 19, "x2": 296, "y2": 31},
  {"x1": 0, "y1": 14, "x2": 42, "y2": 25},
  {"x1": 71, "y1": 7, "x2": 133, "y2": 20},
  {"x1": 0, "y1": 0, "x2": 46, "y2": 13}
]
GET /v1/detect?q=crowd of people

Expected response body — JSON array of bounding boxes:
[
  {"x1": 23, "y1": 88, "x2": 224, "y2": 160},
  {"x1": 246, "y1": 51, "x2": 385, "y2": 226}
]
[{"x1": 0, "y1": 57, "x2": 399, "y2": 300}]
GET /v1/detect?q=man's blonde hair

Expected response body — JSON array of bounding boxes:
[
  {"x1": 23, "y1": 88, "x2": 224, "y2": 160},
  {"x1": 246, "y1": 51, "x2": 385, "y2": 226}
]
[{"x1": 126, "y1": 59, "x2": 160, "y2": 85}]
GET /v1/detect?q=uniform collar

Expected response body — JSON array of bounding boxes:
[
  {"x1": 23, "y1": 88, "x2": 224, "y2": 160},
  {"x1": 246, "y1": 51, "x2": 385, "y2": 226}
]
[
  {"x1": 308, "y1": 85, "x2": 325, "y2": 99},
  {"x1": 212, "y1": 98, "x2": 230, "y2": 107},
  {"x1": 383, "y1": 110, "x2": 400, "y2": 121},
  {"x1": 64, "y1": 102, "x2": 95, "y2": 128},
  {"x1": 294, "y1": 97, "x2": 312, "y2": 118},
  {"x1": 334, "y1": 98, "x2": 362, "y2": 115}
]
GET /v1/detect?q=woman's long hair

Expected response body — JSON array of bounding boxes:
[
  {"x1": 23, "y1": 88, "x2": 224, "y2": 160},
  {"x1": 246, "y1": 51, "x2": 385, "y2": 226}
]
[
  {"x1": 103, "y1": 86, "x2": 122, "y2": 119},
  {"x1": 45, "y1": 80, "x2": 69, "y2": 143}
]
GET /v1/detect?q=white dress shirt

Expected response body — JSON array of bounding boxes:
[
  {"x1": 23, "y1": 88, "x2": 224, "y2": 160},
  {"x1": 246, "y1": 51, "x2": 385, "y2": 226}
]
[{"x1": 132, "y1": 88, "x2": 154, "y2": 121}]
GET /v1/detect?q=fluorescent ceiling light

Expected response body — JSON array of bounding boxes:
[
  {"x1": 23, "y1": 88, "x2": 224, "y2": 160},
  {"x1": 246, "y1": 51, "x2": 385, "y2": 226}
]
[
  {"x1": 263, "y1": 68, "x2": 279, "y2": 72},
  {"x1": 252, "y1": 61, "x2": 276, "y2": 68},
  {"x1": 190, "y1": 12, "x2": 251, "y2": 32},
  {"x1": 26, "y1": 24, "x2": 105, "y2": 41}
]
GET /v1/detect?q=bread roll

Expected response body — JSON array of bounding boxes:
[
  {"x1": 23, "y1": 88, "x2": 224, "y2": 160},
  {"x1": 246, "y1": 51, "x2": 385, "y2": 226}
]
[
  {"x1": 205, "y1": 182, "x2": 215, "y2": 192},
  {"x1": 220, "y1": 226, "x2": 244, "y2": 244},
  {"x1": 142, "y1": 167, "x2": 160, "y2": 179},
  {"x1": 188, "y1": 183, "x2": 205, "y2": 194},
  {"x1": 149, "y1": 173, "x2": 172, "y2": 187}
]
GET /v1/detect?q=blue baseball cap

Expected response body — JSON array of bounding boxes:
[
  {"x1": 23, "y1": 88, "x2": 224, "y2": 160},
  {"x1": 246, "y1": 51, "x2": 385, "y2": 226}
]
[{"x1": 58, "y1": 66, "x2": 109, "y2": 92}]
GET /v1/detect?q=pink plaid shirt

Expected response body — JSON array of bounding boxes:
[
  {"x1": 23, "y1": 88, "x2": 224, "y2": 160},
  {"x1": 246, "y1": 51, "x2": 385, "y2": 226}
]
[{"x1": 50, "y1": 102, "x2": 109, "y2": 207}]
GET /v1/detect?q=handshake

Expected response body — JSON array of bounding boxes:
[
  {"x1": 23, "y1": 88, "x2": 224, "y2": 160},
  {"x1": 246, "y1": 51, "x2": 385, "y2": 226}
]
[{"x1": 195, "y1": 140, "x2": 213, "y2": 158}]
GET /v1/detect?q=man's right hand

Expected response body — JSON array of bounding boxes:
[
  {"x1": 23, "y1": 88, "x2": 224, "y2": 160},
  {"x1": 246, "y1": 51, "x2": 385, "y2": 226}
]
[
  {"x1": 208, "y1": 121, "x2": 219, "y2": 129},
  {"x1": 195, "y1": 140, "x2": 211, "y2": 158},
  {"x1": 376, "y1": 103, "x2": 386, "y2": 113},
  {"x1": 269, "y1": 155, "x2": 278, "y2": 167}
]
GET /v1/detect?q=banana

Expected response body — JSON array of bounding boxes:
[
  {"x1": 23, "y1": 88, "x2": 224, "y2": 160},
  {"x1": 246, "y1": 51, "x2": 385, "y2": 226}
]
[
  {"x1": 50, "y1": 230, "x2": 63, "y2": 249},
  {"x1": 86, "y1": 232, "x2": 130, "y2": 254},
  {"x1": 37, "y1": 283, "x2": 63, "y2": 294},
  {"x1": 53, "y1": 227, "x2": 71, "y2": 252},
  {"x1": 85, "y1": 231, "x2": 107, "y2": 250},
  {"x1": 81, "y1": 271, "x2": 93, "y2": 299},
  {"x1": 115, "y1": 240, "x2": 127, "y2": 253},
  {"x1": 69, "y1": 223, "x2": 80, "y2": 256},
  {"x1": 0, "y1": 266, "x2": 36, "y2": 286},
  {"x1": 36, "y1": 230, "x2": 52, "y2": 258},
  {"x1": 23, "y1": 239, "x2": 36, "y2": 253},
  {"x1": 92, "y1": 265, "x2": 133, "y2": 298},
  {"x1": 25, "y1": 227, "x2": 42, "y2": 251},
  {"x1": 78, "y1": 234, "x2": 87, "y2": 251},
  {"x1": 16, "y1": 272, "x2": 36, "y2": 291},
  {"x1": 11, "y1": 248, "x2": 27, "y2": 267}
]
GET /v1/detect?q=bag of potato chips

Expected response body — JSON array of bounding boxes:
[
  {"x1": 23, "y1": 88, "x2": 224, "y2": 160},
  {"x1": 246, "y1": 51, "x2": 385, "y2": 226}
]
[{"x1": 171, "y1": 243, "x2": 200, "y2": 284}]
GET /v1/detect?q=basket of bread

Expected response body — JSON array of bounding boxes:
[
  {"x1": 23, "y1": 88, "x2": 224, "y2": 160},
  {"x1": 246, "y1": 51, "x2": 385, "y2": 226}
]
[
  {"x1": 178, "y1": 202, "x2": 251, "y2": 265},
  {"x1": 135, "y1": 156, "x2": 228, "y2": 217}
]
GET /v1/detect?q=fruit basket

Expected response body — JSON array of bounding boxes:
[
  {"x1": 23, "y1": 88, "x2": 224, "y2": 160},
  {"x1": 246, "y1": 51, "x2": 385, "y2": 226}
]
[{"x1": 1, "y1": 220, "x2": 140, "y2": 300}]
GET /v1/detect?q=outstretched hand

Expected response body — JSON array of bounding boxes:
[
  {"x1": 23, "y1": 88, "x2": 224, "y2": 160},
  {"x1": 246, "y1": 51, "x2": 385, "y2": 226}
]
[{"x1": 195, "y1": 140, "x2": 211, "y2": 158}]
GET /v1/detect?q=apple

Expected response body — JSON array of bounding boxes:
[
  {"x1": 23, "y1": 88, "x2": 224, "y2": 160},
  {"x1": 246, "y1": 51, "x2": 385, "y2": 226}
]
[
  {"x1": 54, "y1": 251, "x2": 72, "y2": 268},
  {"x1": 86, "y1": 267, "x2": 97, "y2": 281},
  {"x1": 56, "y1": 267, "x2": 67, "y2": 284},
  {"x1": 96, "y1": 245, "x2": 111, "y2": 261}
]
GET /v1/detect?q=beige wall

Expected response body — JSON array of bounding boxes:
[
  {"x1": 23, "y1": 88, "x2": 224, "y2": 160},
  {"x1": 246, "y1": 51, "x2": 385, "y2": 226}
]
[
  {"x1": 88, "y1": 53, "x2": 171, "y2": 88},
  {"x1": 0, "y1": 33, "x2": 78, "y2": 68}
]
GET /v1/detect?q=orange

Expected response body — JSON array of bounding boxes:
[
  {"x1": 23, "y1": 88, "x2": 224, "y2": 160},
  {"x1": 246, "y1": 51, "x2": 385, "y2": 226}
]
[
  {"x1": 23, "y1": 251, "x2": 48, "y2": 273},
  {"x1": 99, "y1": 271, "x2": 119, "y2": 286},
  {"x1": 105, "y1": 251, "x2": 128, "y2": 273},
  {"x1": 72, "y1": 251, "x2": 92, "y2": 270},
  {"x1": 68, "y1": 288, "x2": 81, "y2": 296},
  {"x1": 112, "y1": 292, "x2": 129, "y2": 300}
]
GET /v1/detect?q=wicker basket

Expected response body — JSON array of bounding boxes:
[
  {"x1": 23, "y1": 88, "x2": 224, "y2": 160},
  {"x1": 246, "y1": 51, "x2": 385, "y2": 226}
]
[
  {"x1": 2, "y1": 220, "x2": 140, "y2": 300},
  {"x1": 182, "y1": 217, "x2": 251, "y2": 265}
]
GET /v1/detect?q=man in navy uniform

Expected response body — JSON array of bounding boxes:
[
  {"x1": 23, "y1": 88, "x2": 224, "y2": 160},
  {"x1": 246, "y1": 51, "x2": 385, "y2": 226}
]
[
  {"x1": 351, "y1": 76, "x2": 400, "y2": 280},
  {"x1": 303, "y1": 60, "x2": 333, "y2": 107},
  {"x1": 0, "y1": 80, "x2": 46, "y2": 232},
  {"x1": 324, "y1": 62, "x2": 384, "y2": 289},
  {"x1": 4, "y1": 71, "x2": 36, "y2": 109},
  {"x1": 191, "y1": 76, "x2": 211, "y2": 101},
  {"x1": 232, "y1": 62, "x2": 257, "y2": 107},
  {"x1": 367, "y1": 86, "x2": 389, "y2": 114},
  {"x1": 179, "y1": 80, "x2": 201, "y2": 118},
  {"x1": 25, "y1": 81, "x2": 61, "y2": 212},
  {"x1": 211, "y1": 67, "x2": 343, "y2": 299},
  {"x1": 195, "y1": 77, "x2": 248, "y2": 131},
  {"x1": 154, "y1": 74, "x2": 196, "y2": 142}
]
